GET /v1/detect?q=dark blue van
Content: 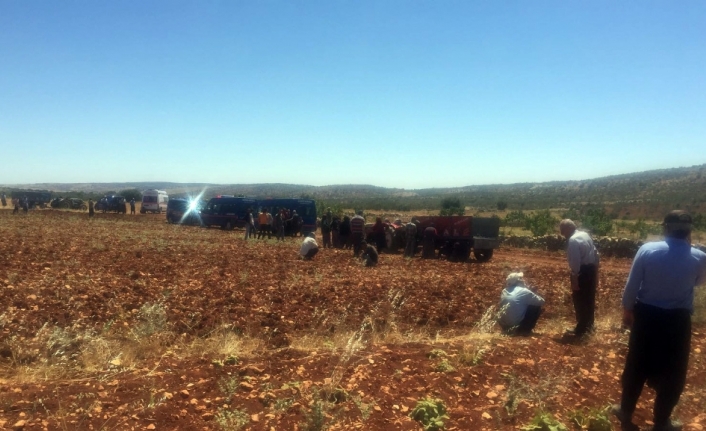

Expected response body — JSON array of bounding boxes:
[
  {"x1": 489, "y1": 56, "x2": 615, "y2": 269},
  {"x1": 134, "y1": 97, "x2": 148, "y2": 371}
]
[
  {"x1": 200, "y1": 197, "x2": 258, "y2": 230},
  {"x1": 258, "y1": 198, "x2": 317, "y2": 235}
]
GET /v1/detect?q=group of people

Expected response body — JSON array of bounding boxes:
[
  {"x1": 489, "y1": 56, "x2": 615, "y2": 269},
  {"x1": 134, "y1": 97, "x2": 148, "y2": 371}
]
[
  {"x1": 244, "y1": 207, "x2": 303, "y2": 241},
  {"x1": 497, "y1": 212, "x2": 705, "y2": 431}
]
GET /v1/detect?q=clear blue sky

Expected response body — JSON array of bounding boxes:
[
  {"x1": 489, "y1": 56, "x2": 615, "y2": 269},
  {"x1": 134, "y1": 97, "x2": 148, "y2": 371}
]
[{"x1": 1, "y1": 1, "x2": 704, "y2": 189}]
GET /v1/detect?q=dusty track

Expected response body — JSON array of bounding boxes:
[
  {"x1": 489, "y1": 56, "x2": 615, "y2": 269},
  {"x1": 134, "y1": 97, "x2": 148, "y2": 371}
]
[{"x1": 1, "y1": 210, "x2": 704, "y2": 430}]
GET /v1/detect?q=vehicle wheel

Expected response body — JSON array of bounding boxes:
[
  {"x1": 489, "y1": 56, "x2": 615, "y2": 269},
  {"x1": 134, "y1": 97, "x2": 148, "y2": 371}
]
[
  {"x1": 157, "y1": 207, "x2": 162, "y2": 214},
  {"x1": 167, "y1": 215, "x2": 174, "y2": 224},
  {"x1": 473, "y1": 249, "x2": 493, "y2": 262},
  {"x1": 81, "y1": 204, "x2": 87, "y2": 211},
  {"x1": 140, "y1": 209, "x2": 145, "y2": 214}
]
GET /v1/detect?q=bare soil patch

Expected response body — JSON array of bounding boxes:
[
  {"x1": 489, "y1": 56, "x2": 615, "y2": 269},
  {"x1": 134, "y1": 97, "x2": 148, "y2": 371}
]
[{"x1": 1, "y1": 210, "x2": 705, "y2": 430}]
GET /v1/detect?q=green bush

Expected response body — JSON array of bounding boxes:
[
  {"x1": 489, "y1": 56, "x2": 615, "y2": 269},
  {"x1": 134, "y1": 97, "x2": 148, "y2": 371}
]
[
  {"x1": 440, "y1": 197, "x2": 464, "y2": 216},
  {"x1": 524, "y1": 210, "x2": 558, "y2": 237},
  {"x1": 410, "y1": 397, "x2": 449, "y2": 431},
  {"x1": 581, "y1": 208, "x2": 614, "y2": 236}
]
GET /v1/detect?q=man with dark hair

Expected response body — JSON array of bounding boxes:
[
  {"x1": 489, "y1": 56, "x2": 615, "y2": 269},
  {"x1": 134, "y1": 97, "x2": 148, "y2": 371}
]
[
  {"x1": 88, "y1": 199, "x2": 94, "y2": 218},
  {"x1": 559, "y1": 219, "x2": 599, "y2": 337},
  {"x1": 422, "y1": 224, "x2": 437, "y2": 259},
  {"x1": 613, "y1": 211, "x2": 706, "y2": 431},
  {"x1": 404, "y1": 218, "x2": 418, "y2": 258},
  {"x1": 130, "y1": 198, "x2": 136, "y2": 215},
  {"x1": 360, "y1": 240, "x2": 378, "y2": 267},
  {"x1": 350, "y1": 210, "x2": 366, "y2": 257},
  {"x1": 321, "y1": 209, "x2": 333, "y2": 249}
]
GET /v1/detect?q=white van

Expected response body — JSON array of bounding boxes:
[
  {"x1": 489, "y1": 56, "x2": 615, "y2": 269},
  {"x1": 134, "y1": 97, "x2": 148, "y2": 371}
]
[{"x1": 141, "y1": 189, "x2": 169, "y2": 214}]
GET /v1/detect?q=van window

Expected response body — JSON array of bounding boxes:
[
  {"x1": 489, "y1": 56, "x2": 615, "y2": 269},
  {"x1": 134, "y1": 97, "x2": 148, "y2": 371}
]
[{"x1": 143, "y1": 196, "x2": 157, "y2": 203}]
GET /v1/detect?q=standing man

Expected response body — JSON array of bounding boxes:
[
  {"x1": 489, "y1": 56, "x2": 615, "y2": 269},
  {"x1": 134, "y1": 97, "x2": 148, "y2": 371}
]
[
  {"x1": 559, "y1": 219, "x2": 599, "y2": 337},
  {"x1": 244, "y1": 209, "x2": 255, "y2": 240},
  {"x1": 422, "y1": 224, "x2": 437, "y2": 259},
  {"x1": 257, "y1": 208, "x2": 270, "y2": 239},
  {"x1": 321, "y1": 209, "x2": 333, "y2": 249},
  {"x1": 130, "y1": 198, "x2": 136, "y2": 215},
  {"x1": 613, "y1": 211, "x2": 706, "y2": 431},
  {"x1": 1, "y1": 193, "x2": 6, "y2": 207},
  {"x1": 273, "y1": 209, "x2": 285, "y2": 241},
  {"x1": 350, "y1": 210, "x2": 366, "y2": 257},
  {"x1": 404, "y1": 218, "x2": 418, "y2": 258},
  {"x1": 88, "y1": 199, "x2": 95, "y2": 218}
]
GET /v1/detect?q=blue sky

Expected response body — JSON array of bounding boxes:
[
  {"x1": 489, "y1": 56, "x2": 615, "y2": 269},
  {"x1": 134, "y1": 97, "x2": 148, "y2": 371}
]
[{"x1": 1, "y1": 1, "x2": 704, "y2": 189}]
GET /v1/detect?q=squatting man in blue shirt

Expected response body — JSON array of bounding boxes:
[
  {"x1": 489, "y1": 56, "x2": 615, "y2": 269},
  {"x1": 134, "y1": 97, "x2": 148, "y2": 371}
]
[
  {"x1": 497, "y1": 272, "x2": 545, "y2": 336},
  {"x1": 612, "y1": 210, "x2": 706, "y2": 431}
]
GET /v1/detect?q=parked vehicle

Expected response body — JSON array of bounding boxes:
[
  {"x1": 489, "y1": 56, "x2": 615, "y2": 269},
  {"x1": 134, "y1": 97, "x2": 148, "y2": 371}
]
[
  {"x1": 50, "y1": 197, "x2": 87, "y2": 210},
  {"x1": 166, "y1": 198, "x2": 204, "y2": 225},
  {"x1": 386, "y1": 216, "x2": 501, "y2": 261},
  {"x1": 95, "y1": 195, "x2": 127, "y2": 213},
  {"x1": 141, "y1": 189, "x2": 169, "y2": 214},
  {"x1": 200, "y1": 196, "x2": 259, "y2": 230},
  {"x1": 11, "y1": 190, "x2": 52, "y2": 209}
]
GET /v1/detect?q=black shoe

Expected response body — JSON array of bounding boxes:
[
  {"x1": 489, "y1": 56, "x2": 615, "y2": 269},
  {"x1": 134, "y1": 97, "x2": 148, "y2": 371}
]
[
  {"x1": 611, "y1": 405, "x2": 639, "y2": 431},
  {"x1": 650, "y1": 419, "x2": 683, "y2": 431}
]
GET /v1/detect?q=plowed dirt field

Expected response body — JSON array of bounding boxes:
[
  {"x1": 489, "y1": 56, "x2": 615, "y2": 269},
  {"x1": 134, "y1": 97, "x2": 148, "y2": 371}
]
[{"x1": 1, "y1": 210, "x2": 705, "y2": 431}]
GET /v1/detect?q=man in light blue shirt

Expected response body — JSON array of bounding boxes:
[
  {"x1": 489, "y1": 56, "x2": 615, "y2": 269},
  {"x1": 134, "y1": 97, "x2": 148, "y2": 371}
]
[
  {"x1": 613, "y1": 211, "x2": 706, "y2": 431},
  {"x1": 498, "y1": 272, "x2": 545, "y2": 336}
]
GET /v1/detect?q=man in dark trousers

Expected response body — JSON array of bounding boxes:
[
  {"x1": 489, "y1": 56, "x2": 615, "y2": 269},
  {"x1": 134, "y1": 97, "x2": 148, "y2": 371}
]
[
  {"x1": 350, "y1": 210, "x2": 366, "y2": 257},
  {"x1": 130, "y1": 198, "x2": 136, "y2": 214},
  {"x1": 559, "y1": 219, "x2": 599, "y2": 337},
  {"x1": 422, "y1": 224, "x2": 437, "y2": 259},
  {"x1": 88, "y1": 199, "x2": 95, "y2": 218},
  {"x1": 612, "y1": 211, "x2": 706, "y2": 431},
  {"x1": 321, "y1": 209, "x2": 333, "y2": 249}
]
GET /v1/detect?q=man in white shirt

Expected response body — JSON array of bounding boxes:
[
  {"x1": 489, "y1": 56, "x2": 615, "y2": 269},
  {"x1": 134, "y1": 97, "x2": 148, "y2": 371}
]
[
  {"x1": 498, "y1": 272, "x2": 545, "y2": 335},
  {"x1": 299, "y1": 232, "x2": 319, "y2": 260},
  {"x1": 560, "y1": 219, "x2": 599, "y2": 337}
]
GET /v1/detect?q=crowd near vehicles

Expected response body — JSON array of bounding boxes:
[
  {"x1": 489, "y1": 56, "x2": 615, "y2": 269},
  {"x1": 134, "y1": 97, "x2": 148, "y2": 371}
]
[
  {"x1": 197, "y1": 196, "x2": 317, "y2": 235},
  {"x1": 96, "y1": 195, "x2": 127, "y2": 213},
  {"x1": 11, "y1": 190, "x2": 52, "y2": 209},
  {"x1": 377, "y1": 215, "x2": 501, "y2": 261},
  {"x1": 141, "y1": 189, "x2": 169, "y2": 214}
]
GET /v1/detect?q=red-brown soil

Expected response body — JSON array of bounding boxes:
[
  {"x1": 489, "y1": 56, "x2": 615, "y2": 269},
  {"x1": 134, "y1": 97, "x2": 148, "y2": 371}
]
[{"x1": 1, "y1": 209, "x2": 705, "y2": 430}]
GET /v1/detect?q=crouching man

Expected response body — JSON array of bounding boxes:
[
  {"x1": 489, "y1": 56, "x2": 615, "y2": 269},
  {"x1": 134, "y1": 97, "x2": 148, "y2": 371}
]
[
  {"x1": 497, "y1": 272, "x2": 545, "y2": 336},
  {"x1": 299, "y1": 232, "x2": 319, "y2": 260},
  {"x1": 360, "y1": 240, "x2": 378, "y2": 267}
]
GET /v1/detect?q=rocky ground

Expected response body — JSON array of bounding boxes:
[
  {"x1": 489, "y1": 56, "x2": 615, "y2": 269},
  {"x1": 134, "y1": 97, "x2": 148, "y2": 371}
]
[{"x1": 0, "y1": 209, "x2": 704, "y2": 431}]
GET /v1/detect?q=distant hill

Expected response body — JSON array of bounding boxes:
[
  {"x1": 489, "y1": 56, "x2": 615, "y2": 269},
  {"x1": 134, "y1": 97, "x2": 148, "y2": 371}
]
[{"x1": 2, "y1": 164, "x2": 705, "y2": 218}]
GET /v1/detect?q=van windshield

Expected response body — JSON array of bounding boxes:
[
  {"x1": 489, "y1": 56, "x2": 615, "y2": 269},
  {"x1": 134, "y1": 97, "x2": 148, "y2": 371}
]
[{"x1": 143, "y1": 196, "x2": 157, "y2": 203}]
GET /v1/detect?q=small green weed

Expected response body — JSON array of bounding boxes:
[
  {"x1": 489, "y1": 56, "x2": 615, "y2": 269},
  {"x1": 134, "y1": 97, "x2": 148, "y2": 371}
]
[
  {"x1": 521, "y1": 411, "x2": 568, "y2": 431},
  {"x1": 410, "y1": 397, "x2": 449, "y2": 431},
  {"x1": 569, "y1": 406, "x2": 613, "y2": 431},
  {"x1": 215, "y1": 408, "x2": 249, "y2": 430}
]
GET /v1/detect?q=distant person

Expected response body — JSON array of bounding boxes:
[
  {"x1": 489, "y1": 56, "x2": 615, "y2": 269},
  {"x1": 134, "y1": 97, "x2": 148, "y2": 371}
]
[
  {"x1": 130, "y1": 198, "x2": 136, "y2": 214},
  {"x1": 244, "y1": 209, "x2": 255, "y2": 240},
  {"x1": 404, "y1": 219, "x2": 418, "y2": 258},
  {"x1": 612, "y1": 211, "x2": 706, "y2": 431},
  {"x1": 273, "y1": 210, "x2": 285, "y2": 241},
  {"x1": 372, "y1": 217, "x2": 387, "y2": 253},
  {"x1": 88, "y1": 199, "x2": 95, "y2": 218},
  {"x1": 331, "y1": 216, "x2": 341, "y2": 248},
  {"x1": 1, "y1": 193, "x2": 6, "y2": 207},
  {"x1": 339, "y1": 216, "x2": 352, "y2": 250},
  {"x1": 257, "y1": 208, "x2": 271, "y2": 239},
  {"x1": 422, "y1": 224, "x2": 437, "y2": 259},
  {"x1": 350, "y1": 211, "x2": 366, "y2": 257},
  {"x1": 22, "y1": 196, "x2": 29, "y2": 213},
  {"x1": 497, "y1": 272, "x2": 545, "y2": 335},
  {"x1": 300, "y1": 232, "x2": 319, "y2": 260},
  {"x1": 559, "y1": 219, "x2": 599, "y2": 337},
  {"x1": 321, "y1": 209, "x2": 333, "y2": 249},
  {"x1": 266, "y1": 208, "x2": 273, "y2": 237},
  {"x1": 360, "y1": 240, "x2": 379, "y2": 267},
  {"x1": 12, "y1": 198, "x2": 19, "y2": 214}
]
